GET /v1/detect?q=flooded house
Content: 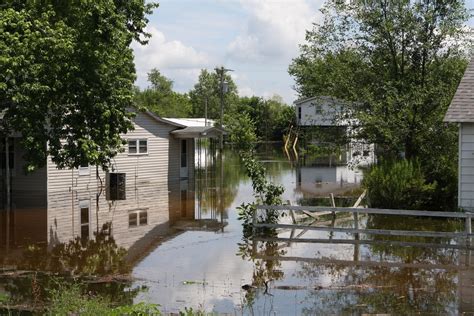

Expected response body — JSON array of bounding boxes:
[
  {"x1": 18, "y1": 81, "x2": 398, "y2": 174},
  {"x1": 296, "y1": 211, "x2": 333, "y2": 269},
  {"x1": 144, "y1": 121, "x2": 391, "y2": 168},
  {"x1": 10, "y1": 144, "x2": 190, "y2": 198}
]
[
  {"x1": 0, "y1": 110, "x2": 225, "y2": 256},
  {"x1": 445, "y1": 58, "x2": 474, "y2": 211},
  {"x1": 295, "y1": 96, "x2": 375, "y2": 166}
]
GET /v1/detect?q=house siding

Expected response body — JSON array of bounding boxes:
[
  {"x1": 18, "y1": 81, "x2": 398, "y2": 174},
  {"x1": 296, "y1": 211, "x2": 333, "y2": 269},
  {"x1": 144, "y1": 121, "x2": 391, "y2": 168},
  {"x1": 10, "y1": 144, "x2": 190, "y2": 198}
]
[
  {"x1": 459, "y1": 123, "x2": 474, "y2": 210},
  {"x1": 296, "y1": 97, "x2": 345, "y2": 127},
  {"x1": 46, "y1": 112, "x2": 179, "y2": 246}
]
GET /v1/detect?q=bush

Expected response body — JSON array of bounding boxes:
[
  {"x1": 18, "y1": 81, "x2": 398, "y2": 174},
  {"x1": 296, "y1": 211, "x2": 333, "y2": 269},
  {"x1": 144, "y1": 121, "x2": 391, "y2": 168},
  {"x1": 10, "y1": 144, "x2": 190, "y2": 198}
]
[{"x1": 363, "y1": 160, "x2": 436, "y2": 210}]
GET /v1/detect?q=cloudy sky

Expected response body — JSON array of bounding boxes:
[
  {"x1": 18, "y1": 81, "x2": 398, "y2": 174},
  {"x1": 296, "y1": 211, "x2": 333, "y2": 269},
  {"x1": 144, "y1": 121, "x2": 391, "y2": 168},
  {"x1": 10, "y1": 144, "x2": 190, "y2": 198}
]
[{"x1": 132, "y1": 0, "x2": 474, "y2": 105}]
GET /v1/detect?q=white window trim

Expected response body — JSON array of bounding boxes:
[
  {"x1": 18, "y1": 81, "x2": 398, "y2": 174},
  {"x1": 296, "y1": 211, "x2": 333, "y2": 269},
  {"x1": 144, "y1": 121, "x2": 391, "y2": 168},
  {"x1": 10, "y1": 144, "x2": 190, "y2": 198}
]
[
  {"x1": 128, "y1": 209, "x2": 148, "y2": 228},
  {"x1": 128, "y1": 138, "x2": 148, "y2": 156}
]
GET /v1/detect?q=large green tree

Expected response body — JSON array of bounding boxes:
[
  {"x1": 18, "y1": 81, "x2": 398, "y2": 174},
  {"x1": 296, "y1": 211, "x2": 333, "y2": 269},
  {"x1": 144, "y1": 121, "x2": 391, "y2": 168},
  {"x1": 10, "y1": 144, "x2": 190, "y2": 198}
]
[
  {"x1": 134, "y1": 69, "x2": 192, "y2": 117},
  {"x1": 236, "y1": 96, "x2": 295, "y2": 142},
  {"x1": 189, "y1": 69, "x2": 239, "y2": 120},
  {"x1": 289, "y1": 0, "x2": 471, "y2": 210},
  {"x1": 289, "y1": 0, "x2": 471, "y2": 158},
  {"x1": 0, "y1": 0, "x2": 157, "y2": 170}
]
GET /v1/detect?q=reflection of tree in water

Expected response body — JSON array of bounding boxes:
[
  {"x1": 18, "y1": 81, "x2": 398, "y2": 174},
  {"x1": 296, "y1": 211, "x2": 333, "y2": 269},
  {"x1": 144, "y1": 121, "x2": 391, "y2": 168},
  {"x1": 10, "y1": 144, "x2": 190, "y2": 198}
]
[
  {"x1": 0, "y1": 222, "x2": 143, "y2": 310},
  {"x1": 294, "y1": 215, "x2": 462, "y2": 315},
  {"x1": 237, "y1": 235, "x2": 285, "y2": 310}
]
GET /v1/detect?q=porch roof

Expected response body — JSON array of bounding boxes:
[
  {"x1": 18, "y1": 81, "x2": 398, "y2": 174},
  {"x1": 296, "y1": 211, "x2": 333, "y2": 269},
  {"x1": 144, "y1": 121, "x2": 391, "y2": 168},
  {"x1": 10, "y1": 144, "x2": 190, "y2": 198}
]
[{"x1": 171, "y1": 126, "x2": 227, "y2": 139}]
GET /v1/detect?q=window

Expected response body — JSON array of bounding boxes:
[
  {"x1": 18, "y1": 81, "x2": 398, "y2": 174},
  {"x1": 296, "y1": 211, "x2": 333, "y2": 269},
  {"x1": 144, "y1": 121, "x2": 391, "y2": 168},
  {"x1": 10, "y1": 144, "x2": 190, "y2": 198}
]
[
  {"x1": 106, "y1": 172, "x2": 126, "y2": 200},
  {"x1": 181, "y1": 140, "x2": 187, "y2": 168},
  {"x1": 128, "y1": 139, "x2": 147, "y2": 155},
  {"x1": 129, "y1": 210, "x2": 148, "y2": 227},
  {"x1": 298, "y1": 106, "x2": 302, "y2": 121},
  {"x1": 315, "y1": 104, "x2": 323, "y2": 115},
  {"x1": 79, "y1": 200, "x2": 90, "y2": 242}
]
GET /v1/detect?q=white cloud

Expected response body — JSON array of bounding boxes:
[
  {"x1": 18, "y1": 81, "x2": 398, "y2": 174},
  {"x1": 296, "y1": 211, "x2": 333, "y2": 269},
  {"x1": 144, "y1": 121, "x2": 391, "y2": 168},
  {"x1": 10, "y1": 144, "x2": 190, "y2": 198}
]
[
  {"x1": 132, "y1": 27, "x2": 211, "y2": 88},
  {"x1": 226, "y1": 0, "x2": 321, "y2": 62}
]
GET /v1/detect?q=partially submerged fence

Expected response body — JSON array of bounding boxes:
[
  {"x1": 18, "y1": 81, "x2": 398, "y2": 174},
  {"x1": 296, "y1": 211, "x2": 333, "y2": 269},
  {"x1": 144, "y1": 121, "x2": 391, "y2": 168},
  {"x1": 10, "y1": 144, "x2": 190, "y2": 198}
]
[{"x1": 251, "y1": 204, "x2": 474, "y2": 270}]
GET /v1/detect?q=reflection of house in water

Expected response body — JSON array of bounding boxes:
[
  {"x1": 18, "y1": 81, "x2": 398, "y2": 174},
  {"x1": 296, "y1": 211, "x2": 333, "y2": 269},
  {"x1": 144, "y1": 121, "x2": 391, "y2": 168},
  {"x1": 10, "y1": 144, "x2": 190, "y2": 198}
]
[
  {"x1": 0, "y1": 111, "x2": 226, "y2": 259},
  {"x1": 296, "y1": 156, "x2": 364, "y2": 197}
]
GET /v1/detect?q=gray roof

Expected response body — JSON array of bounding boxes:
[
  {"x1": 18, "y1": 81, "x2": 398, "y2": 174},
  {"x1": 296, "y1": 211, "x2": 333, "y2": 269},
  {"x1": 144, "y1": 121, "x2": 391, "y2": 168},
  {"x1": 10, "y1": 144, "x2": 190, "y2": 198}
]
[
  {"x1": 444, "y1": 58, "x2": 474, "y2": 122},
  {"x1": 171, "y1": 126, "x2": 227, "y2": 139}
]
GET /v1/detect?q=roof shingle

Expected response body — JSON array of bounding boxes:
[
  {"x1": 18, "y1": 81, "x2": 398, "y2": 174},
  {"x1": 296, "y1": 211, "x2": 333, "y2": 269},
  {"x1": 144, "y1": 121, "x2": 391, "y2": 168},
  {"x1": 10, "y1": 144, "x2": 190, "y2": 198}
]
[{"x1": 444, "y1": 58, "x2": 474, "y2": 122}]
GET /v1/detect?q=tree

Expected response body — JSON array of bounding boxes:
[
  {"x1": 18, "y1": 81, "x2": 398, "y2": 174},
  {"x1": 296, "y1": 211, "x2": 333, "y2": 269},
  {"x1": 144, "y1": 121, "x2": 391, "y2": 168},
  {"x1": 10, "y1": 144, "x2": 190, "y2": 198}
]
[
  {"x1": 289, "y1": 1, "x2": 472, "y2": 210},
  {"x1": 236, "y1": 96, "x2": 295, "y2": 142},
  {"x1": 0, "y1": 1, "x2": 158, "y2": 171},
  {"x1": 289, "y1": 0, "x2": 471, "y2": 159},
  {"x1": 189, "y1": 69, "x2": 239, "y2": 119},
  {"x1": 134, "y1": 69, "x2": 192, "y2": 117}
]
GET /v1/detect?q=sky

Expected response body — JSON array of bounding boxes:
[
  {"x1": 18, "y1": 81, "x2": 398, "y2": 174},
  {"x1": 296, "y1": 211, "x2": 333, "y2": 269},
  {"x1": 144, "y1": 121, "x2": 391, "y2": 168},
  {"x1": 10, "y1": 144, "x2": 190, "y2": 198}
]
[{"x1": 132, "y1": 0, "x2": 474, "y2": 105}]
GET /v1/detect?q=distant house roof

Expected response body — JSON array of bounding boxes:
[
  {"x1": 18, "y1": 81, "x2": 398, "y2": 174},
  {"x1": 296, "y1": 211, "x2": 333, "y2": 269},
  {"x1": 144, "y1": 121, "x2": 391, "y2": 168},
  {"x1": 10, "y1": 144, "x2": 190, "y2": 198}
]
[
  {"x1": 444, "y1": 59, "x2": 474, "y2": 122},
  {"x1": 294, "y1": 96, "x2": 343, "y2": 105}
]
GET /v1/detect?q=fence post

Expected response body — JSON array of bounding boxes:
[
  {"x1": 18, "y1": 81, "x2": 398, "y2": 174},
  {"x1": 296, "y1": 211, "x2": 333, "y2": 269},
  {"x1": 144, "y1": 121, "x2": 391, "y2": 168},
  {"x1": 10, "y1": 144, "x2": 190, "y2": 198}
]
[{"x1": 466, "y1": 213, "x2": 472, "y2": 236}]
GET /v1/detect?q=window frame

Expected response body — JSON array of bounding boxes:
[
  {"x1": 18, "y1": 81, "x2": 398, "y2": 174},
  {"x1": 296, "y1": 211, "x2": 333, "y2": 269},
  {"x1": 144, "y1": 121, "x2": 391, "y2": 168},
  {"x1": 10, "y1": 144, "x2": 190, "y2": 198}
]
[
  {"x1": 128, "y1": 139, "x2": 148, "y2": 155},
  {"x1": 128, "y1": 210, "x2": 148, "y2": 228}
]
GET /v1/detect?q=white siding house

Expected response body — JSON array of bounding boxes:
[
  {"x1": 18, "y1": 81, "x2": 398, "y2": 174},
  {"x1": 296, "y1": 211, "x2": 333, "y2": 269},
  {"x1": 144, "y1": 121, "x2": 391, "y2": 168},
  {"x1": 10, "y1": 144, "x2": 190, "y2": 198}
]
[
  {"x1": 294, "y1": 96, "x2": 375, "y2": 166},
  {"x1": 294, "y1": 96, "x2": 356, "y2": 127},
  {"x1": 444, "y1": 59, "x2": 474, "y2": 210},
  {"x1": 1, "y1": 110, "x2": 225, "y2": 249}
]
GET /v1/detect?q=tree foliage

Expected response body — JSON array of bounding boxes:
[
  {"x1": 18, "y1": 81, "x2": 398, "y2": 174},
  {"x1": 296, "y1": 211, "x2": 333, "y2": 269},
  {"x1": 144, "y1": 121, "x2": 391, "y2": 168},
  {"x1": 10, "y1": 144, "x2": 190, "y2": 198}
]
[
  {"x1": 134, "y1": 69, "x2": 192, "y2": 117},
  {"x1": 235, "y1": 96, "x2": 295, "y2": 142},
  {"x1": 289, "y1": 0, "x2": 471, "y2": 158},
  {"x1": 189, "y1": 69, "x2": 239, "y2": 120},
  {"x1": 289, "y1": 0, "x2": 472, "y2": 210},
  {"x1": 0, "y1": 1, "x2": 158, "y2": 170}
]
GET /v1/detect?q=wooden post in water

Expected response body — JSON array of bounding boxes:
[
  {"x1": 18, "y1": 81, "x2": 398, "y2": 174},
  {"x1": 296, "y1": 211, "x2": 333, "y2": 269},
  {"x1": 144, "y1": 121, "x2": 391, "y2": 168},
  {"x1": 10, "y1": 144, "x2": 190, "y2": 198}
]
[
  {"x1": 353, "y1": 211, "x2": 360, "y2": 261},
  {"x1": 466, "y1": 213, "x2": 472, "y2": 255},
  {"x1": 5, "y1": 137, "x2": 10, "y2": 253}
]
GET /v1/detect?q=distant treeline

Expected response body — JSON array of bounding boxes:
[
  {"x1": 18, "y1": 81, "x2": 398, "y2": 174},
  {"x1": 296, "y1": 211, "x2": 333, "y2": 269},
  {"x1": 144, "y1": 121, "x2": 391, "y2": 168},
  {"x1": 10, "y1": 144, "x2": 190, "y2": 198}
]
[{"x1": 134, "y1": 69, "x2": 295, "y2": 142}]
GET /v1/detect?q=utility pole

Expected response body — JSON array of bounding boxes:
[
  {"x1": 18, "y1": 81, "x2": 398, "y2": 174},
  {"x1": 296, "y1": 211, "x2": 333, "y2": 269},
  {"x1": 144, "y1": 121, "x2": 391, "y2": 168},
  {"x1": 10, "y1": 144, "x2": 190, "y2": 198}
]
[{"x1": 215, "y1": 66, "x2": 233, "y2": 149}]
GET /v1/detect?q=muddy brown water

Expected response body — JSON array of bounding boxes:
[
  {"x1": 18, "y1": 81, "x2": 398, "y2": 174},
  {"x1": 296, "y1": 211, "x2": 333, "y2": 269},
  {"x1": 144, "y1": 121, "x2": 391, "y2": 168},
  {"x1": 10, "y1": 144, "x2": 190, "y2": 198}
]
[{"x1": 0, "y1": 145, "x2": 472, "y2": 315}]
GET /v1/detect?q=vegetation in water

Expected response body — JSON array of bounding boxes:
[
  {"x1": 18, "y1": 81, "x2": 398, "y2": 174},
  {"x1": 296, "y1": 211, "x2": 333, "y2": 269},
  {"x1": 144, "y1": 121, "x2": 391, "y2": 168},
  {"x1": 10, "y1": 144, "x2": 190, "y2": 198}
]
[
  {"x1": 15, "y1": 222, "x2": 129, "y2": 276},
  {"x1": 363, "y1": 160, "x2": 436, "y2": 210},
  {"x1": 46, "y1": 283, "x2": 161, "y2": 316}
]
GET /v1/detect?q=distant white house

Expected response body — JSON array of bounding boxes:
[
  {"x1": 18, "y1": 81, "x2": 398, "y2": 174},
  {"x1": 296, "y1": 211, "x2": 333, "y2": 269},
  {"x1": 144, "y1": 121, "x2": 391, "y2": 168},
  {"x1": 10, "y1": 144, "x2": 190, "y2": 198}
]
[
  {"x1": 294, "y1": 96, "x2": 375, "y2": 166},
  {"x1": 0, "y1": 111, "x2": 225, "y2": 247},
  {"x1": 444, "y1": 58, "x2": 474, "y2": 210},
  {"x1": 294, "y1": 96, "x2": 356, "y2": 127}
]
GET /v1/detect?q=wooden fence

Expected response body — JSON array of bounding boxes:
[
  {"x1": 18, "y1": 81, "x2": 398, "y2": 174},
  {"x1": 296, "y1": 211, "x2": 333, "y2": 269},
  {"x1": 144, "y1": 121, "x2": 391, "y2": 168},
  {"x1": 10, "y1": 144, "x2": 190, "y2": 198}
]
[{"x1": 251, "y1": 204, "x2": 474, "y2": 269}]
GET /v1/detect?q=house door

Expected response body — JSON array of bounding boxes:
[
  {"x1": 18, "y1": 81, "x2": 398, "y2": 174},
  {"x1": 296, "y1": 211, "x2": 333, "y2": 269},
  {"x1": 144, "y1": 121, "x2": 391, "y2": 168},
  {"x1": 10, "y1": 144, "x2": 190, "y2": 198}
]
[{"x1": 180, "y1": 140, "x2": 188, "y2": 178}]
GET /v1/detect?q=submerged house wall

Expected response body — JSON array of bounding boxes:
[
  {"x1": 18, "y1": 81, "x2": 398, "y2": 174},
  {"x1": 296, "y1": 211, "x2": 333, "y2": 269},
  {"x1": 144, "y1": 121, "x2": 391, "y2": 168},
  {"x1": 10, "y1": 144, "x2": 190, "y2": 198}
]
[
  {"x1": 46, "y1": 112, "x2": 193, "y2": 248},
  {"x1": 0, "y1": 138, "x2": 47, "y2": 248}
]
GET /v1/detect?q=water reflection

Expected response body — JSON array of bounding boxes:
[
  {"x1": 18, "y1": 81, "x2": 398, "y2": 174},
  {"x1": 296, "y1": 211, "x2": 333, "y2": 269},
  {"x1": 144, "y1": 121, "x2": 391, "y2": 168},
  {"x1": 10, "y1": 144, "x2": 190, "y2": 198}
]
[{"x1": 2, "y1": 144, "x2": 474, "y2": 314}]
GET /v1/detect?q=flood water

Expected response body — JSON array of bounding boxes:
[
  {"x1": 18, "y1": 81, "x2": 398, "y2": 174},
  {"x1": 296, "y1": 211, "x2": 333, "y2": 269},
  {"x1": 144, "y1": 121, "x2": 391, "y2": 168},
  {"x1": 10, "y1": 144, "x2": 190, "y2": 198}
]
[{"x1": 1, "y1": 145, "x2": 473, "y2": 315}]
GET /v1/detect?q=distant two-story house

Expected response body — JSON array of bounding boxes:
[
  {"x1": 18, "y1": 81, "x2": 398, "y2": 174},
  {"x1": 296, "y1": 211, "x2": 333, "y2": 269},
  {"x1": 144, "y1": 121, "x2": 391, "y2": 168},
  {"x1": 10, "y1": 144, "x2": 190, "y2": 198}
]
[
  {"x1": 0, "y1": 110, "x2": 225, "y2": 251},
  {"x1": 294, "y1": 96, "x2": 375, "y2": 165}
]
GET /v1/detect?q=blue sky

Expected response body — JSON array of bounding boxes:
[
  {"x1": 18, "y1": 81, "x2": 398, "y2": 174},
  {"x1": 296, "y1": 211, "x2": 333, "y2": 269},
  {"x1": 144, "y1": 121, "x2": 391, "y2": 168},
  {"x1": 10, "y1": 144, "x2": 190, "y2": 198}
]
[{"x1": 133, "y1": 0, "x2": 474, "y2": 104}]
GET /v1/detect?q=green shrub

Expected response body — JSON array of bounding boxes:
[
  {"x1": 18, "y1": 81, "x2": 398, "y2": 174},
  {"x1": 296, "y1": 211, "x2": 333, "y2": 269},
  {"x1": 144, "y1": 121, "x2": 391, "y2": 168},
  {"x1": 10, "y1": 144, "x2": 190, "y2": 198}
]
[
  {"x1": 363, "y1": 159, "x2": 436, "y2": 210},
  {"x1": 47, "y1": 283, "x2": 161, "y2": 315}
]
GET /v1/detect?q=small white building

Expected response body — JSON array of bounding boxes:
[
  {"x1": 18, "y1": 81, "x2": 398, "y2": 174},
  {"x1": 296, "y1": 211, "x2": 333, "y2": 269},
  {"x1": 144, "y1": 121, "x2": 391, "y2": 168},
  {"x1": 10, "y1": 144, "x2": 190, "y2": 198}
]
[{"x1": 444, "y1": 58, "x2": 474, "y2": 210}]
